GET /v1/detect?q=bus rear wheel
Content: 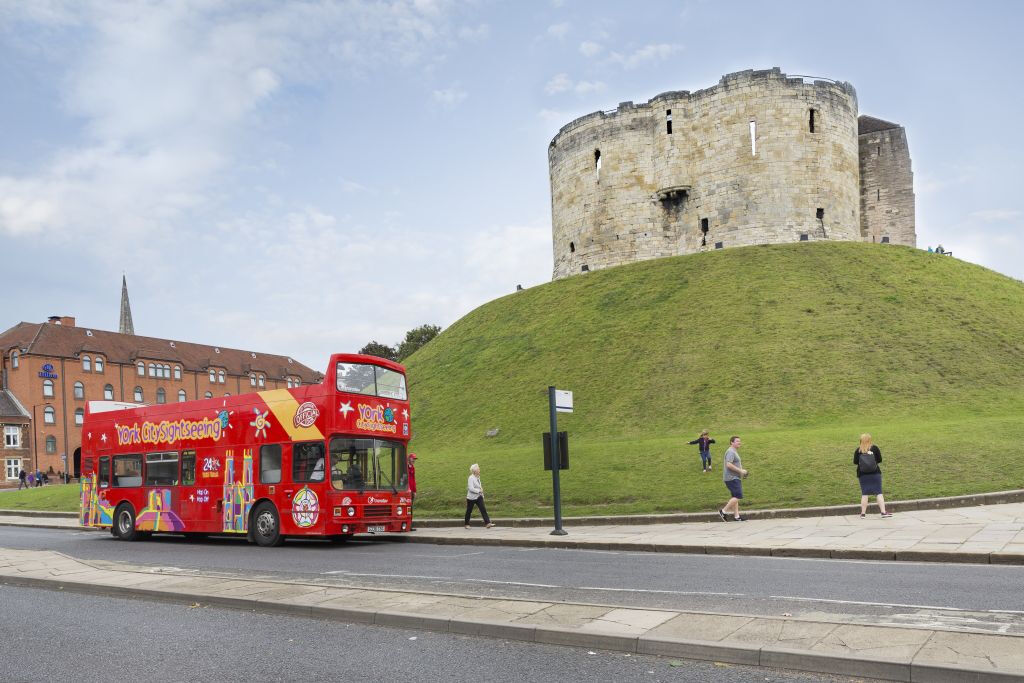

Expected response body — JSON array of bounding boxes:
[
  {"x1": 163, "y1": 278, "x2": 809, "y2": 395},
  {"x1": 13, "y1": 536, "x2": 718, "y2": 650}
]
[
  {"x1": 252, "y1": 502, "x2": 283, "y2": 547},
  {"x1": 113, "y1": 503, "x2": 139, "y2": 542}
]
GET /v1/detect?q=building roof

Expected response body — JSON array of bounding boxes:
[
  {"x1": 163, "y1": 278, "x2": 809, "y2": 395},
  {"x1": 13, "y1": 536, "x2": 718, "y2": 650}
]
[
  {"x1": 0, "y1": 389, "x2": 30, "y2": 421},
  {"x1": 0, "y1": 321, "x2": 321, "y2": 383},
  {"x1": 858, "y1": 115, "x2": 901, "y2": 135}
]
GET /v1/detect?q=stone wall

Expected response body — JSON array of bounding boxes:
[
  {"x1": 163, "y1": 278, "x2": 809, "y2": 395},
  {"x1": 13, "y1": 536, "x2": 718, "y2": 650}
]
[
  {"x1": 858, "y1": 117, "x2": 916, "y2": 246},
  {"x1": 548, "y1": 68, "x2": 915, "y2": 280}
]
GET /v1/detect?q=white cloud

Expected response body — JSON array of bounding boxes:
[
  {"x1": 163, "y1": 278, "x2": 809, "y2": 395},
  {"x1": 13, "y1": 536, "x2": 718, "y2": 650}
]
[
  {"x1": 545, "y1": 73, "x2": 605, "y2": 96},
  {"x1": 574, "y1": 80, "x2": 605, "y2": 95},
  {"x1": 547, "y1": 22, "x2": 570, "y2": 39},
  {"x1": 433, "y1": 85, "x2": 468, "y2": 106},
  {"x1": 579, "y1": 40, "x2": 602, "y2": 57},
  {"x1": 340, "y1": 178, "x2": 370, "y2": 193},
  {"x1": 969, "y1": 209, "x2": 1021, "y2": 222},
  {"x1": 607, "y1": 43, "x2": 682, "y2": 69},
  {"x1": 458, "y1": 23, "x2": 489, "y2": 41}
]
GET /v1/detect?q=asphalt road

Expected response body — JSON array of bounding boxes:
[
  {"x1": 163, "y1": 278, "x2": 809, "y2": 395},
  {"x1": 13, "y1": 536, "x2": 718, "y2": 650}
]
[
  {"x1": 3, "y1": 526, "x2": 1023, "y2": 635},
  {"x1": 0, "y1": 584, "x2": 857, "y2": 683}
]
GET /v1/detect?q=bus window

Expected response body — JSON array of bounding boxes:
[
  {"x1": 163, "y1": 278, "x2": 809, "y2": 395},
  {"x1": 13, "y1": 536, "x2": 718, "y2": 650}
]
[
  {"x1": 181, "y1": 450, "x2": 196, "y2": 486},
  {"x1": 329, "y1": 438, "x2": 371, "y2": 491},
  {"x1": 98, "y1": 457, "x2": 110, "y2": 489},
  {"x1": 259, "y1": 444, "x2": 282, "y2": 484},
  {"x1": 292, "y1": 442, "x2": 324, "y2": 483},
  {"x1": 336, "y1": 362, "x2": 407, "y2": 400},
  {"x1": 375, "y1": 367, "x2": 407, "y2": 400},
  {"x1": 145, "y1": 452, "x2": 179, "y2": 486},
  {"x1": 112, "y1": 454, "x2": 142, "y2": 487},
  {"x1": 84, "y1": 458, "x2": 95, "y2": 475}
]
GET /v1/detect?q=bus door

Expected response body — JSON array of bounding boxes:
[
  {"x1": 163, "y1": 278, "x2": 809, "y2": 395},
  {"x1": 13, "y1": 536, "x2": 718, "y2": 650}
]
[
  {"x1": 284, "y1": 441, "x2": 326, "y2": 535},
  {"x1": 177, "y1": 450, "x2": 203, "y2": 527}
]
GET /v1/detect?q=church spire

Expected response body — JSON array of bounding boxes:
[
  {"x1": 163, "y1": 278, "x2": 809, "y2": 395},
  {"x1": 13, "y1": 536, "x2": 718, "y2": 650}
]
[{"x1": 119, "y1": 274, "x2": 135, "y2": 336}]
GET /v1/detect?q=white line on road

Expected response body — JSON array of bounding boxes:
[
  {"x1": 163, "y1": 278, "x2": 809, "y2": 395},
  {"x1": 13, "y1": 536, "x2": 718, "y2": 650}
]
[
  {"x1": 467, "y1": 579, "x2": 560, "y2": 588},
  {"x1": 579, "y1": 586, "x2": 746, "y2": 597},
  {"x1": 769, "y1": 594, "x2": 1024, "y2": 615}
]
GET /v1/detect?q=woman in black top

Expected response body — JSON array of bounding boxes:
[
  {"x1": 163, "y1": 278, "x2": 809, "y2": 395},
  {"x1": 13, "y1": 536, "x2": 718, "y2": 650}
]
[
  {"x1": 688, "y1": 430, "x2": 716, "y2": 473},
  {"x1": 854, "y1": 433, "x2": 891, "y2": 518}
]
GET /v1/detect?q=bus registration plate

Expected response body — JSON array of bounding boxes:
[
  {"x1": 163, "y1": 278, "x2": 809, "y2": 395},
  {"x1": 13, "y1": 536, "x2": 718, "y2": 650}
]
[{"x1": 367, "y1": 525, "x2": 386, "y2": 533}]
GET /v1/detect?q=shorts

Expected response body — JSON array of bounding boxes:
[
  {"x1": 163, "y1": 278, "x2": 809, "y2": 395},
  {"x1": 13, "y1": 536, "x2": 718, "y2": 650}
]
[{"x1": 725, "y1": 479, "x2": 743, "y2": 499}]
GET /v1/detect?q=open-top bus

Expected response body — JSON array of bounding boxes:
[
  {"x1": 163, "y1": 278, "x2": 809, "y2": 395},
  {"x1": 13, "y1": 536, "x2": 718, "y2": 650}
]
[{"x1": 80, "y1": 354, "x2": 412, "y2": 546}]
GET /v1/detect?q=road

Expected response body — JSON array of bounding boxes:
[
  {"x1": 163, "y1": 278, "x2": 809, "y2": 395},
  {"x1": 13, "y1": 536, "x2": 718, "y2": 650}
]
[
  {"x1": 0, "y1": 584, "x2": 857, "y2": 683},
  {"x1": 2, "y1": 526, "x2": 1023, "y2": 635}
]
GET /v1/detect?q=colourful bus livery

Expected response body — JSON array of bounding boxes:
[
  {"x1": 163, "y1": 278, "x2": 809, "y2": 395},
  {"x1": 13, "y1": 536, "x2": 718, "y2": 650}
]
[{"x1": 80, "y1": 354, "x2": 413, "y2": 546}]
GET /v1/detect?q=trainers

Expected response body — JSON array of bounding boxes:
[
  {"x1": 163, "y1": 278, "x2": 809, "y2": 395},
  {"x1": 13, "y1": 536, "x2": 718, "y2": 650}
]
[
  {"x1": 859, "y1": 514, "x2": 866, "y2": 519},
  {"x1": 485, "y1": 523, "x2": 496, "y2": 528},
  {"x1": 881, "y1": 513, "x2": 893, "y2": 518},
  {"x1": 465, "y1": 524, "x2": 471, "y2": 529},
  {"x1": 734, "y1": 515, "x2": 747, "y2": 521},
  {"x1": 719, "y1": 509, "x2": 729, "y2": 522}
]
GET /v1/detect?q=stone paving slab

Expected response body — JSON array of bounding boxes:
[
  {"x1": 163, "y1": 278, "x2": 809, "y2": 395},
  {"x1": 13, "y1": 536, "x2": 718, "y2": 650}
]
[{"x1": 0, "y1": 546, "x2": 1022, "y2": 682}]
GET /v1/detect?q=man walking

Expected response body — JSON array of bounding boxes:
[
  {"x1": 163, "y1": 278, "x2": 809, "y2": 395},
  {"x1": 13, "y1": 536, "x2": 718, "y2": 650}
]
[
  {"x1": 407, "y1": 452, "x2": 417, "y2": 530},
  {"x1": 719, "y1": 436, "x2": 748, "y2": 522},
  {"x1": 18, "y1": 468, "x2": 28, "y2": 490}
]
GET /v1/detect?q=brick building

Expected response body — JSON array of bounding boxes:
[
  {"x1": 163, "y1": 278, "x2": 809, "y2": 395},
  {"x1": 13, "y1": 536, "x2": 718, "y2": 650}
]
[{"x1": 0, "y1": 309, "x2": 319, "y2": 482}]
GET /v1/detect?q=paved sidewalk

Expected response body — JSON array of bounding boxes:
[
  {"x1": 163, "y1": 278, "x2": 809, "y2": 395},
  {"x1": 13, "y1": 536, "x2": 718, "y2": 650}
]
[
  {"x1": 1, "y1": 546, "x2": 1022, "y2": 681},
  {"x1": 3, "y1": 503, "x2": 1024, "y2": 564}
]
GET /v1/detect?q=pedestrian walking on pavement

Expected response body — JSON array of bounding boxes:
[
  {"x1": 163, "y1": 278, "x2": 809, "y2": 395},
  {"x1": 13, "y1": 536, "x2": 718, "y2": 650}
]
[
  {"x1": 18, "y1": 469, "x2": 28, "y2": 490},
  {"x1": 855, "y1": 434, "x2": 891, "y2": 518},
  {"x1": 464, "y1": 463, "x2": 495, "y2": 528},
  {"x1": 407, "y1": 452, "x2": 417, "y2": 530},
  {"x1": 719, "y1": 436, "x2": 749, "y2": 521},
  {"x1": 35, "y1": 468, "x2": 43, "y2": 487},
  {"x1": 688, "y1": 430, "x2": 716, "y2": 472}
]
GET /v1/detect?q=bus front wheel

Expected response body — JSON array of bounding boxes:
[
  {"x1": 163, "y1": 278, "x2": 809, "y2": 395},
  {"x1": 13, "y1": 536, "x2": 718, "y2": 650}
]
[
  {"x1": 252, "y1": 502, "x2": 283, "y2": 547},
  {"x1": 113, "y1": 504, "x2": 139, "y2": 542}
]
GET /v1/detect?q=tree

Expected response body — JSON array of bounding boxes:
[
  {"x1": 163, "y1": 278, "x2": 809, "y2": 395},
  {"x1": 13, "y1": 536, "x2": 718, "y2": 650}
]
[
  {"x1": 358, "y1": 341, "x2": 397, "y2": 361},
  {"x1": 396, "y1": 324, "x2": 442, "y2": 361}
]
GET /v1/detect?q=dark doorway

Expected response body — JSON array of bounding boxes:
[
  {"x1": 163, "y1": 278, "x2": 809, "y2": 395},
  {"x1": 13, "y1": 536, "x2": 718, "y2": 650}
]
[{"x1": 73, "y1": 448, "x2": 81, "y2": 479}]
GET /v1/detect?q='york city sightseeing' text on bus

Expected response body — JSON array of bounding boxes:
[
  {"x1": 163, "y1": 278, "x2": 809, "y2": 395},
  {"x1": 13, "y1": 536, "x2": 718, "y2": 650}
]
[{"x1": 79, "y1": 354, "x2": 412, "y2": 546}]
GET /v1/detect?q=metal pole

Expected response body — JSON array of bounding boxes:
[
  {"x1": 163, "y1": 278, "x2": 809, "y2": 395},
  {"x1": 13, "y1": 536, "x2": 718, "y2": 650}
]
[{"x1": 548, "y1": 386, "x2": 567, "y2": 535}]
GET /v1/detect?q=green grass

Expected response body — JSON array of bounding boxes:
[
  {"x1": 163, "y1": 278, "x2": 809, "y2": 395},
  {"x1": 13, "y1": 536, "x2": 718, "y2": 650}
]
[
  {"x1": 402, "y1": 243, "x2": 1024, "y2": 517},
  {"x1": 8, "y1": 243, "x2": 1024, "y2": 519},
  {"x1": 0, "y1": 483, "x2": 79, "y2": 512}
]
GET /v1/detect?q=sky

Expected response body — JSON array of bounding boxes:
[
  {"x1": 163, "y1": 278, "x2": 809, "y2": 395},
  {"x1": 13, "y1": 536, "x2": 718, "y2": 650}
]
[{"x1": 1, "y1": 0, "x2": 1022, "y2": 370}]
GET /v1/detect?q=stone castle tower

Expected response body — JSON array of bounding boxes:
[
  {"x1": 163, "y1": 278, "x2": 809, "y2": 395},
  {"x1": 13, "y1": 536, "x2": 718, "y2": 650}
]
[{"x1": 548, "y1": 68, "x2": 915, "y2": 279}]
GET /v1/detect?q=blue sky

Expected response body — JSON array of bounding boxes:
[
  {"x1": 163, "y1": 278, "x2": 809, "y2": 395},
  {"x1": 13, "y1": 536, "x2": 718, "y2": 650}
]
[{"x1": 1, "y1": 1, "x2": 1021, "y2": 369}]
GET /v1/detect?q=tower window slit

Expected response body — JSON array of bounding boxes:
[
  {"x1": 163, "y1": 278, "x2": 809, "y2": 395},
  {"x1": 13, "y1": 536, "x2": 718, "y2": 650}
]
[
  {"x1": 569, "y1": 241, "x2": 575, "y2": 253},
  {"x1": 749, "y1": 121, "x2": 757, "y2": 156},
  {"x1": 666, "y1": 109, "x2": 673, "y2": 135},
  {"x1": 809, "y1": 109, "x2": 816, "y2": 133},
  {"x1": 594, "y1": 149, "x2": 602, "y2": 176}
]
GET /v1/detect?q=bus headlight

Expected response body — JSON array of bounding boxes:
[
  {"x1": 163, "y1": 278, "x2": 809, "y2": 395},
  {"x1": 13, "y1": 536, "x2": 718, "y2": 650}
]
[
  {"x1": 397, "y1": 506, "x2": 403, "y2": 516},
  {"x1": 401, "y1": 522, "x2": 407, "y2": 530},
  {"x1": 342, "y1": 525, "x2": 349, "y2": 533},
  {"x1": 347, "y1": 506, "x2": 355, "y2": 517}
]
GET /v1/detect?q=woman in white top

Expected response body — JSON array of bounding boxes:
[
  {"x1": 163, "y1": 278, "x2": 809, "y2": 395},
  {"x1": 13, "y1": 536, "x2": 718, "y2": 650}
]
[{"x1": 464, "y1": 463, "x2": 495, "y2": 528}]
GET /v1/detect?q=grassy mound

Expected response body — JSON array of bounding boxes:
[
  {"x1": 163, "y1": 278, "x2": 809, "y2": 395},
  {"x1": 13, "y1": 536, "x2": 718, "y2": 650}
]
[{"x1": 406, "y1": 243, "x2": 1024, "y2": 518}]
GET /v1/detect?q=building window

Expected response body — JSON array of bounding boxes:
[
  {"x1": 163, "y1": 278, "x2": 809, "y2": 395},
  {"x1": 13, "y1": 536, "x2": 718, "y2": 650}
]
[
  {"x1": 666, "y1": 109, "x2": 672, "y2": 135},
  {"x1": 809, "y1": 109, "x2": 816, "y2": 133},
  {"x1": 10, "y1": 351, "x2": 18, "y2": 369},
  {"x1": 45, "y1": 436, "x2": 56, "y2": 453},
  {"x1": 104, "y1": 384, "x2": 114, "y2": 400},
  {"x1": 594, "y1": 149, "x2": 602, "y2": 177},
  {"x1": 74, "y1": 381, "x2": 85, "y2": 400},
  {"x1": 569, "y1": 241, "x2": 575, "y2": 253},
  {"x1": 286, "y1": 378, "x2": 292, "y2": 388},
  {"x1": 178, "y1": 389, "x2": 186, "y2": 402},
  {"x1": 174, "y1": 366, "x2": 181, "y2": 380},
  {"x1": 881, "y1": 236, "x2": 891, "y2": 244},
  {"x1": 800, "y1": 234, "x2": 809, "y2": 241},
  {"x1": 209, "y1": 369, "x2": 216, "y2": 383},
  {"x1": 134, "y1": 387, "x2": 143, "y2": 402},
  {"x1": 94, "y1": 356, "x2": 104, "y2": 373},
  {"x1": 82, "y1": 355, "x2": 91, "y2": 372},
  {"x1": 749, "y1": 120, "x2": 757, "y2": 157},
  {"x1": 250, "y1": 375, "x2": 256, "y2": 387},
  {"x1": 75, "y1": 408, "x2": 84, "y2": 426},
  {"x1": 43, "y1": 379, "x2": 54, "y2": 398},
  {"x1": 44, "y1": 406, "x2": 55, "y2": 424},
  {"x1": 258, "y1": 375, "x2": 265, "y2": 388},
  {"x1": 137, "y1": 362, "x2": 144, "y2": 376},
  {"x1": 204, "y1": 391, "x2": 213, "y2": 399},
  {"x1": 4, "y1": 426, "x2": 20, "y2": 448},
  {"x1": 149, "y1": 363, "x2": 156, "y2": 378},
  {"x1": 163, "y1": 364, "x2": 171, "y2": 379},
  {"x1": 5, "y1": 458, "x2": 19, "y2": 479},
  {"x1": 218, "y1": 370, "x2": 225, "y2": 384},
  {"x1": 156, "y1": 388, "x2": 166, "y2": 404}
]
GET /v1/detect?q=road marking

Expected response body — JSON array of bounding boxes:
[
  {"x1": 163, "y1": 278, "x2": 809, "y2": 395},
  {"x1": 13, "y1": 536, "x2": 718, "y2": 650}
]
[
  {"x1": 579, "y1": 586, "x2": 745, "y2": 597},
  {"x1": 769, "y1": 594, "x2": 1024, "y2": 615},
  {"x1": 321, "y1": 571, "x2": 450, "y2": 580},
  {"x1": 409, "y1": 551, "x2": 485, "y2": 559},
  {"x1": 467, "y1": 579, "x2": 560, "y2": 588}
]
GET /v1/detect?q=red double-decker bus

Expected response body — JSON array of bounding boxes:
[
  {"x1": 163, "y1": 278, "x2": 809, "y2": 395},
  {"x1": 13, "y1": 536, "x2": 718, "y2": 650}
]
[{"x1": 80, "y1": 354, "x2": 412, "y2": 546}]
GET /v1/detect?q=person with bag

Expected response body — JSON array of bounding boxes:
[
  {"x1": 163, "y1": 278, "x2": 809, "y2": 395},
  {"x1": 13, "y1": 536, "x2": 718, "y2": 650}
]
[
  {"x1": 855, "y1": 433, "x2": 892, "y2": 518},
  {"x1": 688, "y1": 430, "x2": 716, "y2": 473},
  {"x1": 464, "y1": 463, "x2": 495, "y2": 528}
]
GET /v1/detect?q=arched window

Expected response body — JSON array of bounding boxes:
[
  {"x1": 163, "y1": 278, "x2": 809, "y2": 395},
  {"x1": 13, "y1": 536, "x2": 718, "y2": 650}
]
[
  {"x1": 104, "y1": 384, "x2": 114, "y2": 400},
  {"x1": 95, "y1": 356, "x2": 104, "y2": 373},
  {"x1": 156, "y1": 388, "x2": 166, "y2": 404},
  {"x1": 149, "y1": 363, "x2": 156, "y2": 378},
  {"x1": 209, "y1": 369, "x2": 216, "y2": 383},
  {"x1": 44, "y1": 406, "x2": 55, "y2": 424},
  {"x1": 178, "y1": 389, "x2": 187, "y2": 402},
  {"x1": 137, "y1": 361, "x2": 145, "y2": 376},
  {"x1": 134, "y1": 387, "x2": 143, "y2": 402},
  {"x1": 250, "y1": 375, "x2": 257, "y2": 387},
  {"x1": 204, "y1": 391, "x2": 213, "y2": 399},
  {"x1": 218, "y1": 370, "x2": 225, "y2": 384},
  {"x1": 82, "y1": 355, "x2": 91, "y2": 372},
  {"x1": 74, "y1": 408, "x2": 84, "y2": 426},
  {"x1": 43, "y1": 379, "x2": 54, "y2": 398},
  {"x1": 11, "y1": 351, "x2": 19, "y2": 369},
  {"x1": 258, "y1": 375, "x2": 265, "y2": 388},
  {"x1": 74, "y1": 381, "x2": 85, "y2": 400},
  {"x1": 163, "y1": 364, "x2": 171, "y2": 378},
  {"x1": 45, "y1": 436, "x2": 56, "y2": 453},
  {"x1": 286, "y1": 378, "x2": 292, "y2": 388},
  {"x1": 174, "y1": 366, "x2": 181, "y2": 380}
]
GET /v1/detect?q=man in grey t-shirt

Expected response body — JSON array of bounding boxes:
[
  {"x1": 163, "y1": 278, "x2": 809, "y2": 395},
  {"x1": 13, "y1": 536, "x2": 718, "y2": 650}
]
[{"x1": 719, "y1": 436, "x2": 748, "y2": 521}]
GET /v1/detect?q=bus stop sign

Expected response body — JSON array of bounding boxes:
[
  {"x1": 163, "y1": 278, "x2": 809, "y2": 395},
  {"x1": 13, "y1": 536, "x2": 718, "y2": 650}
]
[{"x1": 555, "y1": 390, "x2": 573, "y2": 413}]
